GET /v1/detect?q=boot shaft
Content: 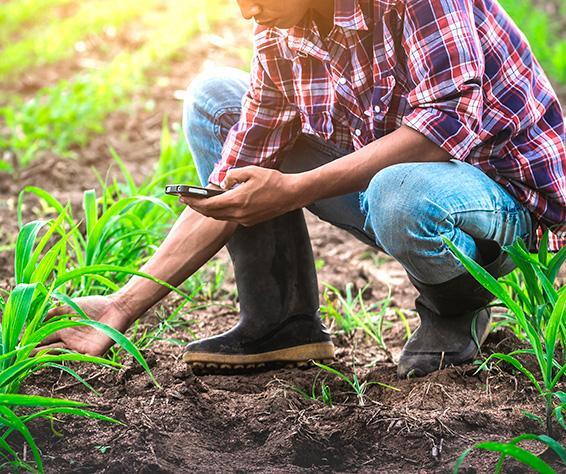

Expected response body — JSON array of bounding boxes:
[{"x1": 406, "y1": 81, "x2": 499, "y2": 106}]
[{"x1": 227, "y1": 209, "x2": 320, "y2": 329}]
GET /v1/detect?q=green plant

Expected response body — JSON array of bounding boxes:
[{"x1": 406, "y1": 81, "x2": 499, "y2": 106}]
[
  {"x1": 96, "y1": 119, "x2": 199, "y2": 212},
  {"x1": 312, "y1": 362, "x2": 399, "y2": 407},
  {"x1": 445, "y1": 235, "x2": 565, "y2": 437},
  {"x1": 183, "y1": 260, "x2": 228, "y2": 303},
  {"x1": 454, "y1": 433, "x2": 566, "y2": 474},
  {"x1": 0, "y1": 213, "x2": 183, "y2": 472},
  {"x1": 292, "y1": 371, "x2": 333, "y2": 408},
  {"x1": 17, "y1": 186, "x2": 174, "y2": 295},
  {"x1": 321, "y1": 283, "x2": 410, "y2": 361}
]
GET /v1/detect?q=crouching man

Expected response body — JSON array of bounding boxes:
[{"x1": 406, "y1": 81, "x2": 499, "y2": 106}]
[{"x1": 43, "y1": 0, "x2": 565, "y2": 378}]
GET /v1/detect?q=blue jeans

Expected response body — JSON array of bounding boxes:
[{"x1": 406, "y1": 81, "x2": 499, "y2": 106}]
[{"x1": 183, "y1": 68, "x2": 534, "y2": 285}]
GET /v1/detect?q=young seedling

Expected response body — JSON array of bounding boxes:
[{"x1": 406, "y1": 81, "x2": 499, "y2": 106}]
[
  {"x1": 290, "y1": 371, "x2": 333, "y2": 408},
  {"x1": 0, "y1": 217, "x2": 173, "y2": 471},
  {"x1": 445, "y1": 233, "x2": 565, "y2": 472},
  {"x1": 321, "y1": 282, "x2": 411, "y2": 362},
  {"x1": 312, "y1": 361, "x2": 399, "y2": 407},
  {"x1": 445, "y1": 235, "x2": 565, "y2": 437}
]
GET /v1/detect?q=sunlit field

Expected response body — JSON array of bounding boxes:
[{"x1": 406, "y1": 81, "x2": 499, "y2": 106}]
[{"x1": 0, "y1": 0, "x2": 564, "y2": 472}]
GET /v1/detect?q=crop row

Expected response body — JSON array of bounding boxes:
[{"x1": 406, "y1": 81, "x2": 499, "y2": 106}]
[
  {"x1": 0, "y1": 122, "x2": 219, "y2": 471},
  {"x1": 0, "y1": 0, "x2": 233, "y2": 172},
  {"x1": 0, "y1": 0, "x2": 160, "y2": 80},
  {"x1": 0, "y1": 0, "x2": 74, "y2": 45},
  {"x1": 0, "y1": 122, "x2": 564, "y2": 471}
]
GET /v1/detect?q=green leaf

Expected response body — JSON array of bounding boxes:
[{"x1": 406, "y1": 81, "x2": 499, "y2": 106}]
[
  {"x1": 0, "y1": 393, "x2": 86, "y2": 408},
  {"x1": 312, "y1": 362, "x2": 354, "y2": 389},
  {"x1": 538, "y1": 231, "x2": 549, "y2": 267},
  {"x1": 83, "y1": 189, "x2": 98, "y2": 245},
  {"x1": 1, "y1": 284, "x2": 38, "y2": 359},
  {"x1": 0, "y1": 406, "x2": 43, "y2": 472},
  {"x1": 519, "y1": 409, "x2": 544, "y2": 425},
  {"x1": 482, "y1": 353, "x2": 542, "y2": 394},
  {"x1": 454, "y1": 439, "x2": 554, "y2": 474},
  {"x1": 85, "y1": 196, "x2": 174, "y2": 265},
  {"x1": 545, "y1": 290, "x2": 565, "y2": 387},
  {"x1": 14, "y1": 221, "x2": 45, "y2": 284},
  {"x1": 73, "y1": 319, "x2": 160, "y2": 387},
  {"x1": 548, "y1": 246, "x2": 566, "y2": 284},
  {"x1": 43, "y1": 363, "x2": 101, "y2": 396},
  {"x1": 109, "y1": 148, "x2": 137, "y2": 196},
  {"x1": 443, "y1": 238, "x2": 526, "y2": 321},
  {"x1": 23, "y1": 210, "x2": 68, "y2": 282},
  {"x1": 21, "y1": 407, "x2": 122, "y2": 426},
  {"x1": 507, "y1": 433, "x2": 566, "y2": 464}
]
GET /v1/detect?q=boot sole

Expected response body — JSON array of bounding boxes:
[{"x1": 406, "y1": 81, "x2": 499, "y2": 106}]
[{"x1": 183, "y1": 342, "x2": 335, "y2": 371}]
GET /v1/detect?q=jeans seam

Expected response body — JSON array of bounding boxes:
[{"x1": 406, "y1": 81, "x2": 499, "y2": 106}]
[{"x1": 437, "y1": 207, "x2": 533, "y2": 254}]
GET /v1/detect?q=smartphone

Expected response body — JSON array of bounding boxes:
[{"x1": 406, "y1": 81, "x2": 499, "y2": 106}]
[{"x1": 165, "y1": 184, "x2": 225, "y2": 198}]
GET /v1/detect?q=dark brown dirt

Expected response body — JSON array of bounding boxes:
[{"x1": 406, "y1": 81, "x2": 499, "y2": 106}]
[
  {"x1": 19, "y1": 325, "x2": 563, "y2": 473},
  {"x1": 0, "y1": 8, "x2": 564, "y2": 474}
]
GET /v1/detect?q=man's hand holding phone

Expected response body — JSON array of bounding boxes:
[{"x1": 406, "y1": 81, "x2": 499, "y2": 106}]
[
  {"x1": 165, "y1": 184, "x2": 225, "y2": 199},
  {"x1": 169, "y1": 166, "x2": 306, "y2": 227}
]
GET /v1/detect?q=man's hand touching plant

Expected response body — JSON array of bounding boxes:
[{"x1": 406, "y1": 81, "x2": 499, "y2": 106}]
[{"x1": 38, "y1": 295, "x2": 134, "y2": 357}]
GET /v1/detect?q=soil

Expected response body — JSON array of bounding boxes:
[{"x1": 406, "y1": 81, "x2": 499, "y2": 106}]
[{"x1": 0, "y1": 8, "x2": 564, "y2": 474}]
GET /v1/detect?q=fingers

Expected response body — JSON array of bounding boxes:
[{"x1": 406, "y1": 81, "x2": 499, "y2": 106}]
[
  {"x1": 221, "y1": 167, "x2": 253, "y2": 189},
  {"x1": 40, "y1": 330, "x2": 63, "y2": 346},
  {"x1": 31, "y1": 342, "x2": 67, "y2": 357},
  {"x1": 46, "y1": 304, "x2": 74, "y2": 320},
  {"x1": 180, "y1": 191, "x2": 239, "y2": 213}
]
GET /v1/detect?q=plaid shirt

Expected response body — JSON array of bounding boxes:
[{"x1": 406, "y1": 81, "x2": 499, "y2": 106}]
[{"x1": 210, "y1": 0, "x2": 566, "y2": 251}]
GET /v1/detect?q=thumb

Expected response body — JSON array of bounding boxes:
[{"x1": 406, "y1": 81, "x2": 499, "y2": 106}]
[{"x1": 221, "y1": 167, "x2": 254, "y2": 190}]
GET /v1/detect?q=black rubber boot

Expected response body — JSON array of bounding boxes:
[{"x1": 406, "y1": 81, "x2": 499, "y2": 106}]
[
  {"x1": 398, "y1": 241, "x2": 515, "y2": 378},
  {"x1": 183, "y1": 209, "x2": 335, "y2": 371}
]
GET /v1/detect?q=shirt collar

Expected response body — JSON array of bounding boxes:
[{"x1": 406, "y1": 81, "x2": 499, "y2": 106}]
[
  {"x1": 334, "y1": 0, "x2": 368, "y2": 31},
  {"x1": 285, "y1": 1, "x2": 368, "y2": 61}
]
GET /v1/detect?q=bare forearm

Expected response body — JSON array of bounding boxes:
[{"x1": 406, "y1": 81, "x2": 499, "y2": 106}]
[
  {"x1": 115, "y1": 207, "x2": 237, "y2": 323},
  {"x1": 295, "y1": 125, "x2": 452, "y2": 205}
]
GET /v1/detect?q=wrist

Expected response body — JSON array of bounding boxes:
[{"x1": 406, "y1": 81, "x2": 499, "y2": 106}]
[
  {"x1": 109, "y1": 291, "x2": 144, "y2": 327},
  {"x1": 289, "y1": 171, "x2": 317, "y2": 208}
]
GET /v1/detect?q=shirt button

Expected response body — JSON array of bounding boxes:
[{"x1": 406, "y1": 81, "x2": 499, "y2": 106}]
[
  {"x1": 338, "y1": 77, "x2": 347, "y2": 85},
  {"x1": 354, "y1": 129, "x2": 362, "y2": 137},
  {"x1": 374, "y1": 105, "x2": 381, "y2": 113}
]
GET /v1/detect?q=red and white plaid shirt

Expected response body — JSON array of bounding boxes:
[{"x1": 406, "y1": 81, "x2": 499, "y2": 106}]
[{"x1": 210, "y1": 0, "x2": 565, "y2": 251}]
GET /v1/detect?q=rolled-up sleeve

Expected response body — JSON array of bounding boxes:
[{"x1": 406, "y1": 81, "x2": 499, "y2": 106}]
[
  {"x1": 208, "y1": 52, "x2": 300, "y2": 186},
  {"x1": 401, "y1": 0, "x2": 485, "y2": 161}
]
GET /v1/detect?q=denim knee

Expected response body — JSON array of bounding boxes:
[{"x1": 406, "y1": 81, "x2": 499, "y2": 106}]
[
  {"x1": 182, "y1": 67, "x2": 248, "y2": 184},
  {"x1": 361, "y1": 163, "x2": 445, "y2": 260}
]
